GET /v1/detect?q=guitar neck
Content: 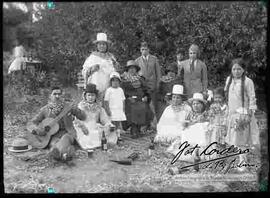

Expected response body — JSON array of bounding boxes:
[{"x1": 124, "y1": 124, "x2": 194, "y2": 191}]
[{"x1": 49, "y1": 98, "x2": 81, "y2": 126}]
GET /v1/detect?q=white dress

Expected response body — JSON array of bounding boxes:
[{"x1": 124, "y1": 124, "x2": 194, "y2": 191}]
[
  {"x1": 73, "y1": 101, "x2": 117, "y2": 150},
  {"x1": 155, "y1": 104, "x2": 191, "y2": 143},
  {"x1": 104, "y1": 87, "x2": 127, "y2": 121},
  {"x1": 8, "y1": 45, "x2": 27, "y2": 74},
  {"x1": 82, "y1": 52, "x2": 116, "y2": 97}
]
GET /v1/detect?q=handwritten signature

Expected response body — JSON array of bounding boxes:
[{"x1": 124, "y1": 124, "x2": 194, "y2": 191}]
[{"x1": 171, "y1": 141, "x2": 258, "y2": 173}]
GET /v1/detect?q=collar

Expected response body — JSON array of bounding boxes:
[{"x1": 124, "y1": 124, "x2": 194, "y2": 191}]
[
  {"x1": 189, "y1": 59, "x2": 197, "y2": 64},
  {"x1": 142, "y1": 55, "x2": 149, "y2": 61}
]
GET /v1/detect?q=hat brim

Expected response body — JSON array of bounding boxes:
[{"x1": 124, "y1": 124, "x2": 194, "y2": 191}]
[
  {"x1": 93, "y1": 40, "x2": 111, "y2": 44},
  {"x1": 126, "y1": 65, "x2": 141, "y2": 72},
  {"x1": 8, "y1": 145, "x2": 32, "y2": 153},
  {"x1": 188, "y1": 98, "x2": 207, "y2": 104},
  {"x1": 110, "y1": 76, "x2": 121, "y2": 81}
]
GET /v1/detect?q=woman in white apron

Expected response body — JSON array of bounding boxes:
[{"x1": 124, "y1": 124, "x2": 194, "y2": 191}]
[
  {"x1": 82, "y1": 33, "x2": 120, "y2": 101},
  {"x1": 73, "y1": 84, "x2": 117, "y2": 151}
]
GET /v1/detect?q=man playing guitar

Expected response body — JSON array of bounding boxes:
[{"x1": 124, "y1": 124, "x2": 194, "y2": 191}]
[{"x1": 27, "y1": 86, "x2": 86, "y2": 161}]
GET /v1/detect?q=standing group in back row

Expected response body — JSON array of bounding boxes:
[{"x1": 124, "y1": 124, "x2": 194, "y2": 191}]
[{"x1": 25, "y1": 33, "x2": 260, "y2": 172}]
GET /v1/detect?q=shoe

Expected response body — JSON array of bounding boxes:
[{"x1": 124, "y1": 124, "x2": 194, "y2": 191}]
[{"x1": 49, "y1": 147, "x2": 61, "y2": 161}]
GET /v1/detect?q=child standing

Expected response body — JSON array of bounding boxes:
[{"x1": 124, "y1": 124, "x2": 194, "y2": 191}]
[
  {"x1": 104, "y1": 72, "x2": 126, "y2": 141},
  {"x1": 207, "y1": 87, "x2": 228, "y2": 146},
  {"x1": 224, "y1": 58, "x2": 260, "y2": 171}
]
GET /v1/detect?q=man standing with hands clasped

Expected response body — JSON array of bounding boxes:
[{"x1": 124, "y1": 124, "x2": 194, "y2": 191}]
[
  {"x1": 177, "y1": 44, "x2": 208, "y2": 98},
  {"x1": 135, "y1": 42, "x2": 161, "y2": 131}
]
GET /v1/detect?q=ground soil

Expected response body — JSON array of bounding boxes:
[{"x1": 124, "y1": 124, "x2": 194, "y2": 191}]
[{"x1": 3, "y1": 87, "x2": 268, "y2": 193}]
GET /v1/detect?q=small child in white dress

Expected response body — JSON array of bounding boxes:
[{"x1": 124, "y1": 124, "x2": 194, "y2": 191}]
[{"x1": 104, "y1": 72, "x2": 127, "y2": 141}]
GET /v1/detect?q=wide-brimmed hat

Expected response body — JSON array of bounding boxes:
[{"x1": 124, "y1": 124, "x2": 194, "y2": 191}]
[
  {"x1": 125, "y1": 60, "x2": 141, "y2": 72},
  {"x1": 165, "y1": 62, "x2": 178, "y2": 74},
  {"x1": 172, "y1": 85, "x2": 185, "y2": 95},
  {"x1": 109, "y1": 71, "x2": 121, "y2": 81},
  {"x1": 188, "y1": 93, "x2": 207, "y2": 104},
  {"x1": 84, "y1": 83, "x2": 99, "y2": 95},
  {"x1": 93, "y1": 33, "x2": 111, "y2": 44},
  {"x1": 8, "y1": 138, "x2": 32, "y2": 153}
]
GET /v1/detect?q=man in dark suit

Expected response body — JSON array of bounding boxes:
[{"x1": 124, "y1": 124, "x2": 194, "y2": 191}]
[{"x1": 135, "y1": 42, "x2": 161, "y2": 130}]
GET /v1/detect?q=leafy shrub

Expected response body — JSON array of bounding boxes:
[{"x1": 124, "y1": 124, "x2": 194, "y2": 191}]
[{"x1": 21, "y1": 2, "x2": 269, "y2": 90}]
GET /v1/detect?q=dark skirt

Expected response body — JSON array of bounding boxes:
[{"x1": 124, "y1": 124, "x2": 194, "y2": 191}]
[{"x1": 125, "y1": 100, "x2": 153, "y2": 126}]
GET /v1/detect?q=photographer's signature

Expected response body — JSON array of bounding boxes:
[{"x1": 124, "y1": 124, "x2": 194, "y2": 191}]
[{"x1": 171, "y1": 141, "x2": 258, "y2": 173}]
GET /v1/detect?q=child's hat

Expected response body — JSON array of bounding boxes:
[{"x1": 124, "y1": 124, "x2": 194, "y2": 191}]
[
  {"x1": 110, "y1": 71, "x2": 121, "y2": 81},
  {"x1": 126, "y1": 60, "x2": 141, "y2": 72},
  {"x1": 172, "y1": 84, "x2": 185, "y2": 95},
  {"x1": 188, "y1": 93, "x2": 207, "y2": 104}
]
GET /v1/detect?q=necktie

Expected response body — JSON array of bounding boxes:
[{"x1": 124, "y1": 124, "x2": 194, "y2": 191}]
[{"x1": 190, "y1": 60, "x2": 195, "y2": 72}]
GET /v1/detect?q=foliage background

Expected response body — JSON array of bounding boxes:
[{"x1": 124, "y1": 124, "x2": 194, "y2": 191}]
[{"x1": 3, "y1": 1, "x2": 267, "y2": 90}]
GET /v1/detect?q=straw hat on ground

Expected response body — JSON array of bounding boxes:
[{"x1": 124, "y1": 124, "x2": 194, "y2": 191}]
[{"x1": 8, "y1": 138, "x2": 32, "y2": 153}]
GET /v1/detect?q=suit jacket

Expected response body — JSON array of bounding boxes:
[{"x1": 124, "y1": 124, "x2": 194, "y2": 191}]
[
  {"x1": 135, "y1": 54, "x2": 161, "y2": 91},
  {"x1": 178, "y1": 59, "x2": 208, "y2": 97},
  {"x1": 30, "y1": 102, "x2": 86, "y2": 140}
]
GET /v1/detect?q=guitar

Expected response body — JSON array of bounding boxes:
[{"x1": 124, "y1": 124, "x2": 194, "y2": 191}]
[{"x1": 27, "y1": 98, "x2": 81, "y2": 149}]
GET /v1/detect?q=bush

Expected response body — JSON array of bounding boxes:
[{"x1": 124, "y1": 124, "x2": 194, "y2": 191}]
[{"x1": 30, "y1": 2, "x2": 266, "y2": 89}]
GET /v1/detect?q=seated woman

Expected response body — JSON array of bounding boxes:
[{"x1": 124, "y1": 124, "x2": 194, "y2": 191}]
[
  {"x1": 155, "y1": 84, "x2": 191, "y2": 143},
  {"x1": 73, "y1": 84, "x2": 116, "y2": 151},
  {"x1": 121, "y1": 60, "x2": 153, "y2": 138},
  {"x1": 167, "y1": 93, "x2": 209, "y2": 161},
  {"x1": 157, "y1": 62, "x2": 182, "y2": 121}
]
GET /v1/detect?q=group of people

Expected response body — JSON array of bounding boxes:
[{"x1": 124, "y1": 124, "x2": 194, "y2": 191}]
[{"x1": 26, "y1": 32, "x2": 260, "y2": 171}]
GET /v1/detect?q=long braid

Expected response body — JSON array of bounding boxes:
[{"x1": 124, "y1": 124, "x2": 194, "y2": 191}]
[
  {"x1": 241, "y1": 73, "x2": 246, "y2": 108},
  {"x1": 225, "y1": 74, "x2": 233, "y2": 102}
]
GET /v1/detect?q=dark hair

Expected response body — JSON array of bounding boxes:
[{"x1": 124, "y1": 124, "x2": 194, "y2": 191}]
[
  {"x1": 110, "y1": 77, "x2": 120, "y2": 86},
  {"x1": 96, "y1": 42, "x2": 108, "y2": 53},
  {"x1": 140, "y1": 41, "x2": 149, "y2": 48},
  {"x1": 224, "y1": 58, "x2": 246, "y2": 107},
  {"x1": 213, "y1": 87, "x2": 225, "y2": 98},
  {"x1": 192, "y1": 100, "x2": 206, "y2": 113},
  {"x1": 51, "y1": 86, "x2": 62, "y2": 92}
]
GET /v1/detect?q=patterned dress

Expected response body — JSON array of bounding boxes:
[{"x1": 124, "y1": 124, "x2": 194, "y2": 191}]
[
  {"x1": 225, "y1": 77, "x2": 259, "y2": 147},
  {"x1": 207, "y1": 103, "x2": 228, "y2": 145}
]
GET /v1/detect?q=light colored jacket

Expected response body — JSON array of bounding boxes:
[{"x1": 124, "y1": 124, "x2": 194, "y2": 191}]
[{"x1": 178, "y1": 59, "x2": 208, "y2": 97}]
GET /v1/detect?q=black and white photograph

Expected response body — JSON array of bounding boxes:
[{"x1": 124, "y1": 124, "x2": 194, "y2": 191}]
[{"x1": 3, "y1": 1, "x2": 268, "y2": 193}]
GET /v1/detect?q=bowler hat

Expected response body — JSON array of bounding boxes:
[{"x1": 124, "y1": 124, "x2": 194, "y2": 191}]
[
  {"x1": 8, "y1": 138, "x2": 32, "y2": 153},
  {"x1": 84, "y1": 83, "x2": 99, "y2": 95}
]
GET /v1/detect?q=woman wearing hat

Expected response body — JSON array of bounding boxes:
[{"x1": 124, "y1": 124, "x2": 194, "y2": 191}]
[
  {"x1": 167, "y1": 93, "x2": 210, "y2": 162},
  {"x1": 82, "y1": 33, "x2": 120, "y2": 100},
  {"x1": 177, "y1": 44, "x2": 208, "y2": 97},
  {"x1": 155, "y1": 84, "x2": 191, "y2": 143},
  {"x1": 121, "y1": 60, "x2": 153, "y2": 138},
  {"x1": 157, "y1": 62, "x2": 182, "y2": 121},
  {"x1": 73, "y1": 83, "x2": 117, "y2": 150}
]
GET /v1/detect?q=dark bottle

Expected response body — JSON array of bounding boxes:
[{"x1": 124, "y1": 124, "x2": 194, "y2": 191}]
[
  {"x1": 168, "y1": 167, "x2": 189, "y2": 175},
  {"x1": 148, "y1": 138, "x2": 155, "y2": 156},
  {"x1": 194, "y1": 148, "x2": 201, "y2": 171},
  {"x1": 101, "y1": 131, "x2": 107, "y2": 151}
]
